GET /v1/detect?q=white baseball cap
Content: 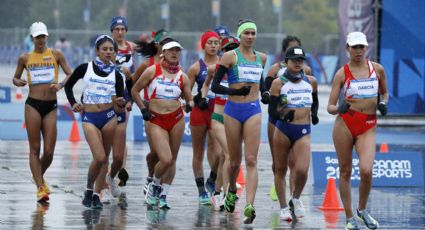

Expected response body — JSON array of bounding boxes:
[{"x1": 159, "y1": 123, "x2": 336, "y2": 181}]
[
  {"x1": 30, "y1": 22, "x2": 48, "y2": 37},
  {"x1": 162, "y1": 41, "x2": 184, "y2": 51},
  {"x1": 346, "y1": 32, "x2": 368, "y2": 46}
]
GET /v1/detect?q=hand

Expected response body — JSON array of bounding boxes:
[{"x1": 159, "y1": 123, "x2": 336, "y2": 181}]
[
  {"x1": 72, "y1": 103, "x2": 84, "y2": 112},
  {"x1": 13, "y1": 78, "x2": 27, "y2": 87},
  {"x1": 126, "y1": 101, "x2": 133, "y2": 112},
  {"x1": 282, "y1": 110, "x2": 295, "y2": 122},
  {"x1": 338, "y1": 100, "x2": 351, "y2": 114},
  {"x1": 311, "y1": 113, "x2": 319, "y2": 125},
  {"x1": 234, "y1": 85, "x2": 251, "y2": 96},
  {"x1": 116, "y1": 97, "x2": 126, "y2": 108},
  {"x1": 185, "y1": 103, "x2": 192, "y2": 113},
  {"x1": 141, "y1": 108, "x2": 152, "y2": 121},
  {"x1": 198, "y1": 97, "x2": 209, "y2": 110},
  {"x1": 49, "y1": 83, "x2": 63, "y2": 92},
  {"x1": 378, "y1": 102, "x2": 387, "y2": 116},
  {"x1": 261, "y1": 91, "x2": 271, "y2": 104},
  {"x1": 193, "y1": 93, "x2": 201, "y2": 106}
]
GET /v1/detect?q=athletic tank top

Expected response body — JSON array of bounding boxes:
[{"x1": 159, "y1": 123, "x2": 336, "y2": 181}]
[
  {"x1": 82, "y1": 62, "x2": 116, "y2": 104},
  {"x1": 147, "y1": 63, "x2": 183, "y2": 100},
  {"x1": 196, "y1": 59, "x2": 215, "y2": 99},
  {"x1": 343, "y1": 60, "x2": 379, "y2": 99},
  {"x1": 279, "y1": 74, "x2": 313, "y2": 109},
  {"x1": 116, "y1": 41, "x2": 134, "y2": 73},
  {"x1": 227, "y1": 48, "x2": 263, "y2": 84},
  {"x1": 26, "y1": 48, "x2": 58, "y2": 85},
  {"x1": 143, "y1": 57, "x2": 157, "y2": 101},
  {"x1": 214, "y1": 64, "x2": 228, "y2": 105}
]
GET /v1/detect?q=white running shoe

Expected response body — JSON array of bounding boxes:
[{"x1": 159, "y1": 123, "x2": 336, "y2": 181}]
[
  {"x1": 211, "y1": 193, "x2": 222, "y2": 211},
  {"x1": 280, "y1": 207, "x2": 292, "y2": 221},
  {"x1": 100, "y1": 189, "x2": 112, "y2": 204},
  {"x1": 289, "y1": 198, "x2": 305, "y2": 218},
  {"x1": 106, "y1": 174, "x2": 121, "y2": 197}
]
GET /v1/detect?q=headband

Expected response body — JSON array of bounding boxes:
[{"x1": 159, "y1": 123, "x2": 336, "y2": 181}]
[
  {"x1": 201, "y1": 31, "x2": 220, "y2": 49},
  {"x1": 237, "y1": 22, "x2": 257, "y2": 37}
]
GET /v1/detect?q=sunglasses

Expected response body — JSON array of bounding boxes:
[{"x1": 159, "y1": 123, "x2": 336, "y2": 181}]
[{"x1": 351, "y1": 45, "x2": 366, "y2": 49}]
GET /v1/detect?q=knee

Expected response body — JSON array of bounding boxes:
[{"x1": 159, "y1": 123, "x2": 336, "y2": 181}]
[
  {"x1": 94, "y1": 155, "x2": 108, "y2": 165},
  {"x1": 360, "y1": 168, "x2": 372, "y2": 181},
  {"x1": 245, "y1": 155, "x2": 257, "y2": 169},
  {"x1": 30, "y1": 145, "x2": 41, "y2": 155},
  {"x1": 43, "y1": 148, "x2": 54, "y2": 158},
  {"x1": 339, "y1": 167, "x2": 352, "y2": 181},
  {"x1": 274, "y1": 164, "x2": 287, "y2": 176},
  {"x1": 161, "y1": 155, "x2": 173, "y2": 168}
]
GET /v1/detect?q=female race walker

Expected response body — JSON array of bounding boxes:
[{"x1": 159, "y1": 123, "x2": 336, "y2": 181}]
[
  {"x1": 12, "y1": 21, "x2": 72, "y2": 202},
  {"x1": 268, "y1": 46, "x2": 318, "y2": 221},
  {"x1": 327, "y1": 31, "x2": 388, "y2": 230},
  {"x1": 131, "y1": 39, "x2": 193, "y2": 208},
  {"x1": 187, "y1": 31, "x2": 221, "y2": 205},
  {"x1": 201, "y1": 35, "x2": 240, "y2": 211},
  {"x1": 264, "y1": 36, "x2": 312, "y2": 201},
  {"x1": 212, "y1": 19, "x2": 267, "y2": 224},
  {"x1": 65, "y1": 35, "x2": 125, "y2": 209}
]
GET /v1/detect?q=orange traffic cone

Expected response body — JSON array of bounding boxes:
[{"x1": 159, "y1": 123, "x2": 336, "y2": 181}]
[
  {"x1": 15, "y1": 87, "x2": 23, "y2": 100},
  {"x1": 69, "y1": 120, "x2": 80, "y2": 142},
  {"x1": 379, "y1": 142, "x2": 389, "y2": 153},
  {"x1": 318, "y1": 178, "x2": 344, "y2": 210},
  {"x1": 236, "y1": 165, "x2": 245, "y2": 185}
]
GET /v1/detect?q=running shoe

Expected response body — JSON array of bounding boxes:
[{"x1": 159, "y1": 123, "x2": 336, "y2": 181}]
[
  {"x1": 205, "y1": 181, "x2": 215, "y2": 196},
  {"x1": 91, "y1": 194, "x2": 103, "y2": 209},
  {"x1": 243, "y1": 204, "x2": 256, "y2": 224},
  {"x1": 223, "y1": 191, "x2": 238, "y2": 213},
  {"x1": 118, "y1": 168, "x2": 129, "y2": 187},
  {"x1": 345, "y1": 217, "x2": 360, "y2": 230},
  {"x1": 145, "y1": 182, "x2": 161, "y2": 206},
  {"x1": 288, "y1": 197, "x2": 305, "y2": 218},
  {"x1": 356, "y1": 209, "x2": 379, "y2": 229},
  {"x1": 82, "y1": 190, "x2": 93, "y2": 208},
  {"x1": 199, "y1": 191, "x2": 211, "y2": 205},
  {"x1": 211, "y1": 193, "x2": 222, "y2": 211},
  {"x1": 159, "y1": 195, "x2": 171, "y2": 209},
  {"x1": 269, "y1": 184, "x2": 278, "y2": 201},
  {"x1": 143, "y1": 178, "x2": 152, "y2": 195},
  {"x1": 106, "y1": 174, "x2": 121, "y2": 197},
  {"x1": 36, "y1": 187, "x2": 49, "y2": 202},
  {"x1": 41, "y1": 179, "x2": 50, "y2": 194},
  {"x1": 100, "y1": 188, "x2": 112, "y2": 204},
  {"x1": 280, "y1": 206, "x2": 292, "y2": 221}
]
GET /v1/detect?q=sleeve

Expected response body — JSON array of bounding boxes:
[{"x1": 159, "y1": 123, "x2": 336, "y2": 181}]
[
  {"x1": 115, "y1": 70, "x2": 124, "y2": 97},
  {"x1": 211, "y1": 65, "x2": 238, "y2": 95},
  {"x1": 311, "y1": 91, "x2": 319, "y2": 116},
  {"x1": 65, "y1": 63, "x2": 88, "y2": 106},
  {"x1": 268, "y1": 96, "x2": 281, "y2": 120},
  {"x1": 125, "y1": 78, "x2": 133, "y2": 101}
]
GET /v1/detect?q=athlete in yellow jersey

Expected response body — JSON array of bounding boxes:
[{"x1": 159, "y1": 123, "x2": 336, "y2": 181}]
[{"x1": 12, "y1": 22, "x2": 72, "y2": 203}]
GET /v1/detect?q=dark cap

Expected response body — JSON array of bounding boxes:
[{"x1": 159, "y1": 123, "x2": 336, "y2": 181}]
[{"x1": 285, "y1": 46, "x2": 306, "y2": 60}]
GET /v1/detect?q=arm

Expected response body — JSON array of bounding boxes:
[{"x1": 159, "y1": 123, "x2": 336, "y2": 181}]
[
  {"x1": 65, "y1": 63, "x2": 87, "y2": 112},
  {"x1": 268, "y1": 78, "x2": 283, "y2": 120},
  {"x1": 131, "y1": 60, "x2": 149, "y2": 83},
  {"x1": 181, "y1": 73, "x2": 194, "y2": 112},
  {"x1": 201, "y1": 64, "x2": 216, "y2": 98},
  {"x1": 375, "y1": 62, "x2": 389, "y2": 115},
  {"x1": 12, "y1": 54, "x2": 28, "y2": 87},
  {"x1": 51, "y1": 49, "x2": 73, "y2": 92},
  {"x1": 187, "y1": 62, "x2": 199, "y2": 91},
  {"x1": 131, "y1": 65, "x2": 154, "y2": 111},
  {"x1": 327, "y1": 68, "x2": 344, "y2": 115},
  {"x1": 308, "y1": 75, "x2": 319, "y2": 125}
]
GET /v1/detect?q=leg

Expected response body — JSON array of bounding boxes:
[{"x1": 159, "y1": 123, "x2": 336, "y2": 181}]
[
  {"x1": 267, "y1": 122, "x2": 276, "y2": 173},
  {"x1": 211, "y1": 120, "x2": 229, "y2": 194},
  {"x1": 333, "y1": 116, "x2": 355, "y2": 218},
  {"x1": 272, "y1": 128, "x2": 291, "y2": 208},
  {"x1": 354, "y1": 128, "x2": 376, "y2": 211},
  {"x1": 288, "y1": 149, "x2": 296, "y2": 195},
  {"x1": 291, "y1": 135, "x2": 311, "y2": 199},
  {"x1": 162, "y1": 118, "x2": 185, "y2": 185},
  {"x1": 25, "y1": 104, "x2": 43, "y2": 188},
  {"x1": 242, "y1": 114, "x2": 262, "y2": 205},
  {"x1": 190, "y1": 125, "x2": 207, "y2": 194},
  {"x1": 40, "y1": 109, "x2": 57, "y2": 176},
  {"x1": 111, "y1": 122, "x2": 126, "y2": 178},
  {"x1": 223, "y1": 115, "x2": 243, "y2": 192}
]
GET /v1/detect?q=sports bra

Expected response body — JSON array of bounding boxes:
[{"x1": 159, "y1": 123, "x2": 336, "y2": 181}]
[
  {"x1": 146, "y1": 63, "x2": 183, "y2": 100},
  {"x1": 279, "y1": 73, "x2": 313, "y2": 109},
  {"x1": 227, "y1": 48, "x2": 263, "y2": 84}
]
